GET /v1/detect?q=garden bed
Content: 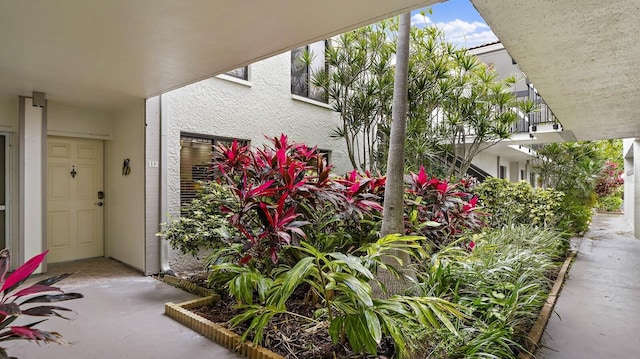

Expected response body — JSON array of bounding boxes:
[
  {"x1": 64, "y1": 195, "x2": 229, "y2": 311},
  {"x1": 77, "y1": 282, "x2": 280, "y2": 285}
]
[
  {"x1": 165, "y1": 250, "x2": 576, "y2": 359},
  {"x1": 166, "y1": 292, "x2": 392, "y2": 359},
  {"x1": 162, "y1": 274, "x2": 215, "y2": 297}
]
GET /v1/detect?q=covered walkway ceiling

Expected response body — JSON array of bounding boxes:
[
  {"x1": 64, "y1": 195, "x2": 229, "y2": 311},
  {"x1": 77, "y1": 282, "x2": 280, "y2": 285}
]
[
  {"x1": 0, "y1": 0, "x2": 435, "y2": 111},
  {"x1": 471, "y1": 0, "x2": 640, "y2": 141},
  {"x1": 2, "y1": 1, "x2": 637, "y2": 142}
]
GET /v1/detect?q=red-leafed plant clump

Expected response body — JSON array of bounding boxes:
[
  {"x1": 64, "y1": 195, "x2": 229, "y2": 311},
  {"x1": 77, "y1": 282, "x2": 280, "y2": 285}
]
[
  {"x1": 404, "y1": 166, "x2": 485, "y2": 247},
  {"x1": 209, "y1": 135, "x2": 484, "y2": 267},
  {"x1": 211, "y1": 135, "x2": 384, "y2": 267},
  {"x1": 0, "y1": 249, "x2": 83, "y2": 359},
  {"x1": 595, "y1": 161, "x2": 624, "y2": 198}
]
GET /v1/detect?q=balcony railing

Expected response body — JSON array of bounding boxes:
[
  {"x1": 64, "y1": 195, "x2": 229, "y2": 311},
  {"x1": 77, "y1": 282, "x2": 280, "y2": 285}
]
[
  {"x1": 511, "y1": 83, "x2": 561, "y2": 133},
  {"x1": 426, "y1": 83, "x2": 561, "y2": 137}
]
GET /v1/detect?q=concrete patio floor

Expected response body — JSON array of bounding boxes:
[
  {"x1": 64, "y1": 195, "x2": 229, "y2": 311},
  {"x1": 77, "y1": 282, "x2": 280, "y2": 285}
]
[
  {"x1": 537, "y1": 213, "x2": 640, "y2": 358},
  {"x1": 3, "y1": 258, "x2": 241, "y2": 359}
]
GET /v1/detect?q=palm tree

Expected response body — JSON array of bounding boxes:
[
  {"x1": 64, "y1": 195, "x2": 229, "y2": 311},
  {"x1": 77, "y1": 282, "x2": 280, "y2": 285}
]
[{"x1": 378, "y1": 11, "x2": 411, "y2": 296}]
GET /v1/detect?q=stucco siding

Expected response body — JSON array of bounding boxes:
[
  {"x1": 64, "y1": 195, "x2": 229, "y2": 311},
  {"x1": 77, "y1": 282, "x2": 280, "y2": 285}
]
[
  {"x1": 471, "y1": 151, "x2": 498, "y2": 178},
  {"x1": 106, "y1": 101, "x2": 145, "y2": 270},
  {"x1": 0, "y1": 98, "x2": 18, "y2": 131},
  {"x1": 47, "y1": 102, "x2": 112, "y2": 139},
  {"x1": 163, "y1": 52, "x2": 348, "y2": 217},
  {"x1": 160, "y1": 52, "x2": 351, "y2": 275}
]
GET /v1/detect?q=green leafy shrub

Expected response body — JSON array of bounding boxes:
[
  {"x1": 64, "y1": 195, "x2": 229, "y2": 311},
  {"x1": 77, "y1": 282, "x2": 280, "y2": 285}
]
[
  {"x1": 159, "y1": 182, "x2": 238, "y2": 256},
  {"x1": 557, "y1": 194, "x2": 595, "y2": 236},
  {"x1": 412, "y1": 225, "x2": 568, "y2": 358},
  {"x1": 474, "y1": 178, "x2": 564, "y2": 228},
  {"x1": 211, "y1": 235, "x2": 466, "y2": 359},
  {"x1": 596, "y1": 194, "x2": 623, "y2": 212}
]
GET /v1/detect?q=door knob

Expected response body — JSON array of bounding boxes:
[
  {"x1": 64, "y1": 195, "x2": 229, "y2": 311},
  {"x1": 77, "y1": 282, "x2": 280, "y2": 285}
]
[{"x1": 95, "y1": 202, "x2": 103, "y2": 207}]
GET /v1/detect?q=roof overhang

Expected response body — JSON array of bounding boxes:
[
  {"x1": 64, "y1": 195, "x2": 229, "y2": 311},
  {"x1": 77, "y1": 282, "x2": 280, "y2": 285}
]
[
  {"x1": 471, "y1": 0, "x2": 640, "y2": 141},
  {"x1": 0, "y1": 0, "x2": 436, "y2": 111}
]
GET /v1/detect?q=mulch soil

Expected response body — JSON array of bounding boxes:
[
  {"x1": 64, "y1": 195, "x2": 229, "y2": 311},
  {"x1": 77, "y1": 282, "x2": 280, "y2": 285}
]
[{"x1": 191, "y1": 293, "x2": 394, "y2": 359}]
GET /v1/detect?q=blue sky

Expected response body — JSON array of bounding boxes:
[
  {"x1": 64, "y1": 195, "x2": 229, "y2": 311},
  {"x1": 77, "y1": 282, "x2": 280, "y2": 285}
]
[{"x1": 412, "y1": 0, "x2": 498, "y2": 48}]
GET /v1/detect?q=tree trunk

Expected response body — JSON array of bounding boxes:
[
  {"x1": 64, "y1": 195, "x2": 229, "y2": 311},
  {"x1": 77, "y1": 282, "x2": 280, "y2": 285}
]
[{"x1": 377, "y1": 12, "x2": 411, "y2": 297}]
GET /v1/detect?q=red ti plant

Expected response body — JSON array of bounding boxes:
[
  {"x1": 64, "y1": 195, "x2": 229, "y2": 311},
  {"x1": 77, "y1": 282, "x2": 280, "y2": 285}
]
[
  {"x1": 404, "y1": 166, "x2": 485, "y2": 247},
  {"x1": 212, "y1": 135, "x2": 321, "y2": 265},
  {"x1": 0, "y1": 249, "x2": 83, "y2": 359},
  {"x1": 210, "y1": 134, "x2": 385, "y2": 266}
]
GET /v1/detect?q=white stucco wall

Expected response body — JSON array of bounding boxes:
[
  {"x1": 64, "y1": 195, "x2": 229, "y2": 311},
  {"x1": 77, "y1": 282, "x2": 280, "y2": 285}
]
[
  {"x1": 161, "y1": 52, "x2": 350, "y2": 275},
  {"x1": 0, "y1": 98, "x2": 18, "y2": 131},
  {"x1": 163, "y1": 52, "x2": 348, "y2": 217},
  {"x1": 47, "y1": 102, "x2": 112, "y2": 139},
  {"x1": 471, "y1": 151, "x2": 498, "y2": 178},
  {"x1": 623, "y1": 139, "x2": 635, "y2": 232},
  {"x1": 106, "y1": 101, "x2": 145, "y2": 270}
]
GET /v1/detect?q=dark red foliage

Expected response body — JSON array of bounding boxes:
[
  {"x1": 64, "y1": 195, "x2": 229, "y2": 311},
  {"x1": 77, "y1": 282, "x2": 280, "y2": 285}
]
[
  {"x1": 0, "y1": 250, "x2": 83, "y2": 347},
  {"x1": 211, "y1": 135, "x2": 384, "y2": 265},
  {"x1": 404, "y1": 166, "x2": 485, "y2": 246},
  {"x1": 211, "y1": 135, "x2": 485, "y2": 264}
]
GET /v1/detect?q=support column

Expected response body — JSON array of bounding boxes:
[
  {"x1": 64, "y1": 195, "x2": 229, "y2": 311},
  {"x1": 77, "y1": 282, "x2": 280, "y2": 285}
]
[
  {"x1": 144, "y1": 96, "x2": 162, "y2": 275},
  {"x1": 633, "y1": 140, "x2": 640, "y2": 239},
  {"x1": 18, "y1": 96, "x2": 47, "y2": 270}
]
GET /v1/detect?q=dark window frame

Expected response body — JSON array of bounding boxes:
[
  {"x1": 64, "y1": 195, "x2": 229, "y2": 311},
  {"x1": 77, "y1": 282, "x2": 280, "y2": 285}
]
[
  {"x1": 179, "y1": 133, "x2": 249, "y2": 210},
  {"x1": 291, "y1": 40, "x2": 329, "y2": 103},
  {"x1": 317, "y1": 148, "x2": 332, "y2": 165},
  {"x1": 224, "y1": 66, "x2": 249, "y2": 81},
  {"x1": 499, "y1": 165, "x2": 507, "y2": 179}
]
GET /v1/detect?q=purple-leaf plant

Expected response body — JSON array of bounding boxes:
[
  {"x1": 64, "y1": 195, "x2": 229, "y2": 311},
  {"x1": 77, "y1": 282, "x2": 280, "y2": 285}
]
[{"x1": 0, "y1": 249, "x2": 83, "y2": 359}]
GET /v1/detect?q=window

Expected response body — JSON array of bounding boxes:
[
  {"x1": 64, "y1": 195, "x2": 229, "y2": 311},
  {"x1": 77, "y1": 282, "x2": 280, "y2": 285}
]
[
  {"x1": 317, "y1": 149, "x2": 332, "y2": 165},
  {"x1": 225, "y1": 66, "x2": 248, "y2": 81},
  {"x1": 499, "y1": 165, "x2": 507, "y2": 179},
  {"x1": 291, "y1": 40, "x2": 328, "y2": 103},
  {"x1": 179, "y1": 134, "x2": 249, "y2": 209}
]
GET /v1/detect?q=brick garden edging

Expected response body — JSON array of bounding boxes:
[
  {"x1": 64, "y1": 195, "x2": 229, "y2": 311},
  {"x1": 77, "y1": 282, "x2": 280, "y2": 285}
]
[
  {"x1": 164, "y1": 251, "x2": 575, "y2": 359},
  {"x1": 165, "y1": 296, "x2": 286, "y2": 359},
  {"x1": 162, "y1": 275, "x2": 216, "y2": 297},
  {"x1": 518, "y1": 250, "x2": 577, "y2": 359}
]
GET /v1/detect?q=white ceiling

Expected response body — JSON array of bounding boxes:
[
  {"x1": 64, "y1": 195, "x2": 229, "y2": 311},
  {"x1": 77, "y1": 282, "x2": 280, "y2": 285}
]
[
  {"x1": 0, "y1": 0, "x2": 436, "y2": 111},
  {"x1": 471, "y1": 0, "x2": 640, "y2": 141},
  {"x1": 3, "y1": 1, "x2": 637, "y2": 142}
]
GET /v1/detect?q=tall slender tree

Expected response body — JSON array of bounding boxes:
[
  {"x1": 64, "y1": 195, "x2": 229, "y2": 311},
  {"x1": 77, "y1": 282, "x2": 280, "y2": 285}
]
[{"x1": 377, "y1": 12, "x2": 411, "y2": 296}]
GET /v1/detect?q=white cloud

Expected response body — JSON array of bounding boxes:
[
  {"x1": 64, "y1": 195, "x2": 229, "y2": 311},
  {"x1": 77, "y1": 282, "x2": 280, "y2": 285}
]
[
  {"x1": 436, "y1": 19, "x2": 498, "y2": 48},
  {"x1": 415, "y1": 17, "x2": 499, "y2": 49},
  {"x1": 411, "y1": 13, "x2": 432, "y2": 27}
]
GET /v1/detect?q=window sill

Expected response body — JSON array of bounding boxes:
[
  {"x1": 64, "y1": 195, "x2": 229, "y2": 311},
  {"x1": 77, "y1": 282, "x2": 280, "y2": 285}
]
[
  {"x1": 291, "y1": 94, "x2": 333, "y2": 110},
  {"x1": 215, "y1": 74, "x2": 252, "y2": 87}
]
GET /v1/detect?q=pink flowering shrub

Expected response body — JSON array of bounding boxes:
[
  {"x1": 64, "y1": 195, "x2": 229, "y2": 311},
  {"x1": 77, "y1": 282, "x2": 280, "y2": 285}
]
[{"x1": 595, "y1": 161, "x2": 624, "y2": 198}]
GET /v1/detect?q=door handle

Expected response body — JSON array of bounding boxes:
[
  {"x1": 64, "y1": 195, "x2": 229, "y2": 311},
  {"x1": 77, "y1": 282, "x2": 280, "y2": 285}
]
[{"x1": 95, "y1": 202, "x2": 103, "y2": 207}]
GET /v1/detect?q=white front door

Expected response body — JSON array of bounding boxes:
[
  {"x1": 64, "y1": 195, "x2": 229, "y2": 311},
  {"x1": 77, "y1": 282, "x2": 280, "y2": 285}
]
[{"x1": 47, "y1": 136, "x2": 104, "y2": 263}]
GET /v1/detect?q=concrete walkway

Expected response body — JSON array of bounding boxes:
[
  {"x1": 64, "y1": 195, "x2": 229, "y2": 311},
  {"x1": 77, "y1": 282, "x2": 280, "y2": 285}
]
[
  {"x1": 3, "y1": 259, "x2": 241, "y2": 359},
  {"x1": 537, "y1": 213, "x2": 640, "y2": 358}
]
